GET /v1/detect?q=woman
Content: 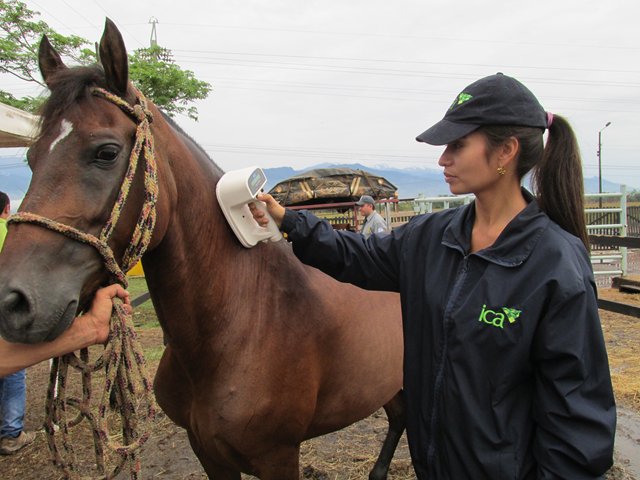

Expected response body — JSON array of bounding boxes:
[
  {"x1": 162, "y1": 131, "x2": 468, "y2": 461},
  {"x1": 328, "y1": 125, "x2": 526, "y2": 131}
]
[{"x1": 252, "y1": 73, "x2": 615, "y2": 479}]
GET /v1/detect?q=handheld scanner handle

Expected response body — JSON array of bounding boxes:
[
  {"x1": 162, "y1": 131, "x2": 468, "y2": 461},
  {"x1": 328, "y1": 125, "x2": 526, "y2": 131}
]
[{"x1": 253, "y1": 200, "x2": 284, "y2": 243}]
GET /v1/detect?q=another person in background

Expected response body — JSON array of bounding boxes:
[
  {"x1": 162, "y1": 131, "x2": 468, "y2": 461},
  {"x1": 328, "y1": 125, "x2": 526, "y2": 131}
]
[
  {"x1": 0, "y1": 192, "x2": 8, "y2": 248},
  {"x1": 251, "y1": 73, "x2": 616, "y2": 479},
  {"x1": 356, "y1": 195, "x2": 389, "y2": 238},
  {"x1": 0, "y1": 191, "x2": 37, "y2": 455}
]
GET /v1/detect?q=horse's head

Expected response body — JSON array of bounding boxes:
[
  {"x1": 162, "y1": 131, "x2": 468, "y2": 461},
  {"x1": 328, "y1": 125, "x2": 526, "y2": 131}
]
[{"x1": 0, "y1": 19, "x2": 170, "y2": 343}]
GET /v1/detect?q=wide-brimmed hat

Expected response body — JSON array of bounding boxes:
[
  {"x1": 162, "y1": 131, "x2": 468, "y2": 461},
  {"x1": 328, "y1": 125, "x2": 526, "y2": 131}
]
[{"x1": 416, "y1": 73, "x2": 548, "y2": 146}]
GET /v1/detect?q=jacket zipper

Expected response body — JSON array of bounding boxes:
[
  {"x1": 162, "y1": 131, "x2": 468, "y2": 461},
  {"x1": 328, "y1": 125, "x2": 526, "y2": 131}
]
[{"x1": 426, "y1": 254, "x2": 470, "y2": 472}]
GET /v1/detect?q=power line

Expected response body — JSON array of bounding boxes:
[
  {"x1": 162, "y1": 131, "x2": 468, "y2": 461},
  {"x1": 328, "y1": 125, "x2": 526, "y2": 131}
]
[
  {"x1": 174, "y1": 48, "x2": 640, "y2": 76},
  {"x1": 160, "y1": 22, "x2": 640, "y2": 52},
  {"x1": 171, "y1": 55, "x2": 640, "y2": 90}
]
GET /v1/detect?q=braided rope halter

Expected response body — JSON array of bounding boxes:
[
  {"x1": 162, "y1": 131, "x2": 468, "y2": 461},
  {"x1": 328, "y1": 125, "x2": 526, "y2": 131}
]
[{"x1": 8, "y1": 87, "x2": 159, "y2": 479}]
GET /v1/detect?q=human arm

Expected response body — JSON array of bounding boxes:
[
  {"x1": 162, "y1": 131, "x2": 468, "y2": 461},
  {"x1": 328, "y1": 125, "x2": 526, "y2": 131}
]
[
  {"x1": 251, "y1": 193, "x2": 403, "y2": 291},
  {"x1": 0, "y1": 284, "x2": 131, "y2": 377},
  {"x1": 532, "y1": 278, "x2": 615, "y2": 478},
  {"x1": 370, "y1": 213, "x2": 390, "y2": 235}
]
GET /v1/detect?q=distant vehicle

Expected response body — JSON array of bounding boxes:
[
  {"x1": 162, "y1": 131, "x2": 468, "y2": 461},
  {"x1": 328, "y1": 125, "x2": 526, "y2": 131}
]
[{"x1": 268, "y1": 167, "x2": 397, "y2": 207}]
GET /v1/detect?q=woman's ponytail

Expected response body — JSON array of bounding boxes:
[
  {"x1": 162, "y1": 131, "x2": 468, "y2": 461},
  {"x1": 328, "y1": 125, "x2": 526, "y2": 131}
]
[{"x1": 532, "y1": 115, "x2": 589, "y2": 250}]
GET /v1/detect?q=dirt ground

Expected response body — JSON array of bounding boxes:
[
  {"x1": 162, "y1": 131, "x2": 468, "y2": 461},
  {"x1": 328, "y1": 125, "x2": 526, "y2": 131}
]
[{"x1": 1, "y1": 287, "x2": 639, "y2": 479}]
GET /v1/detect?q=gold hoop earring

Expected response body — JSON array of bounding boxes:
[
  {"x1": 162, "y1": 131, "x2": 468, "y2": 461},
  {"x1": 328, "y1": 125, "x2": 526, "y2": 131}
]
[{"x1": 497, "y1": 166, "x2": 506, "y2": 176}]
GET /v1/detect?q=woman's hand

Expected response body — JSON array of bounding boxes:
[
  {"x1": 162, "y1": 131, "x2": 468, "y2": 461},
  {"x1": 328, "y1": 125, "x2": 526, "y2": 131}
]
[{"x1": 250, "y1": 193, "x2": 286, "y2": 229}]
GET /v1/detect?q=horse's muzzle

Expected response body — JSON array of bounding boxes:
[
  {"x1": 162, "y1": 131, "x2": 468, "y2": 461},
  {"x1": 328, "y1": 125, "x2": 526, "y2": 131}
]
[{"x1": 0, "y1": 283, "x2": 78, "y2": 344}]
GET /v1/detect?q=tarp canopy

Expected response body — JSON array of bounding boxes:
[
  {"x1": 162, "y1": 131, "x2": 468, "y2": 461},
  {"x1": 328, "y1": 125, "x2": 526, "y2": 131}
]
[
  {"x1": 269, "y1": 167, "x2": 397, "y2": 207},
  {"x1": 0, "y1": 103, "x2": 40, "y2": 148}
]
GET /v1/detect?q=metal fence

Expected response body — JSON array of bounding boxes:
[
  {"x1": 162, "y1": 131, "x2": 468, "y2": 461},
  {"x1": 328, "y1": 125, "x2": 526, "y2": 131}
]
[
  {"x1": 309, "y1": 187, "x2": 638, "y2": 287},
  {"x1": 410, "y1": 188, "x2": 639, "y2": 286},
  {"x1": 586, "y1": 188, "x2": 628, "y2": 281}
]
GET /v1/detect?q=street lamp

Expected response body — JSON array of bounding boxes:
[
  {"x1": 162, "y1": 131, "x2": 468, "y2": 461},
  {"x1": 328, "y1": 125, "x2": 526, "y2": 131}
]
[{"x1": 597, "y1": 121, "x2": 612, "y2": 208}]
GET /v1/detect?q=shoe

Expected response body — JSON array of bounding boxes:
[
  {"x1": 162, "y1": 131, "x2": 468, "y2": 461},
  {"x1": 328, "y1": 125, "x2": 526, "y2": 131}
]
[{"x1": 0, "y1": 431, "x2": 36, "y2": 455}]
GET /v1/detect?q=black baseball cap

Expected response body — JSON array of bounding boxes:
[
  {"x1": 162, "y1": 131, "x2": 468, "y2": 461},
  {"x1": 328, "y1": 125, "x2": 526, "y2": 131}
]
[{"x1": 416, "y1": 73, "x2": 548, "y2": 146}]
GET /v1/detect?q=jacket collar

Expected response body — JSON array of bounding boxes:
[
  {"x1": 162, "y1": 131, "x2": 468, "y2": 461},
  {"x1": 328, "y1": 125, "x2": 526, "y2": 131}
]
[{"x1": 442, "y1": 188, "x2": 550, "y2": 267}]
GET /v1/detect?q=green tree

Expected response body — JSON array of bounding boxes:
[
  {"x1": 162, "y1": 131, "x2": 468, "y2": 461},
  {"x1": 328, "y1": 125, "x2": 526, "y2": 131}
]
[
  {"x1": 0, "y1": 0, "x2": 93, "y2": 111},
  {"x1": 0, "y1": 0, "x2": 211, "y2": 120},
  {"x1": 129, "y1": 45, "x2": 211, "y2": 121},
  {"x1": 628, "y1": 189, "x2": 640, "y2": 202}
]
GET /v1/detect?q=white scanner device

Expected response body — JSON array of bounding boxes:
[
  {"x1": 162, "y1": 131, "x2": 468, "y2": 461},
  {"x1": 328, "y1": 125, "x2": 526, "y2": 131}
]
[{"x1": 216, "y1": 167, "x2": 284, "y2": 248}]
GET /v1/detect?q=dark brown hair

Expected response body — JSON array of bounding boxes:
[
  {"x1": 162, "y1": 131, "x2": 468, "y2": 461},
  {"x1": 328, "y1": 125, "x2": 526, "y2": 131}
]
[
  {"x1": 0, "y1": 191, "x2": 9, "y2": 213},
  {"x1": 480, "y1": 116, "x2": 589, "y2": 250}
]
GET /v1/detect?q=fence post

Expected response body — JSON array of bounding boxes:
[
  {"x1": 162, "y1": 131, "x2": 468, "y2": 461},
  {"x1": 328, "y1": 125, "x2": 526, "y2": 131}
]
[
  {"x1": 384, "y1": 201, "x2": 391, "y2": 227},
  {"x1": 621, "y1": 184, "x2": 628, "y2": 275}
]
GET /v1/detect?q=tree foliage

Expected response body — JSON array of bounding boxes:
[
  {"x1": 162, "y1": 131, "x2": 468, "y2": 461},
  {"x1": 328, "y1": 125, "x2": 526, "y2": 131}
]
[
  {"x1": 0, "y1": 0, "x2": 93, "y2": 111},
  {"x1": 0, "y1": 0, "x2": 211, "y2": 120},
  {"x1": 129, "y1": 46, "x2": 211, "y2": 121}
]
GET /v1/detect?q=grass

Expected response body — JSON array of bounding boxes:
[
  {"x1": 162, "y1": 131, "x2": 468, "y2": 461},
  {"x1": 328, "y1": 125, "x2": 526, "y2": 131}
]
[
  {"x1": 125, "y1": 276, "x2": 159, "y2": 328},
  {"x1": 126, "y1": 276, "x2": 149, "y2": 298},
  {"x1": 143, "y1": 345, "x2": 165, "y2": 362}
]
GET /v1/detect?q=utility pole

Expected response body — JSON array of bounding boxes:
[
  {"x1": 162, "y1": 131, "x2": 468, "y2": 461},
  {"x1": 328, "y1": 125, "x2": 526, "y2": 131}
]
[
  {"x1": 143, "y1": 17, "x2": 172, "y2": 62},
  {"x1": 597, "y1": 121, "x2": 612, "y2": 208},
  {"x1": 149, "y1": 16, "x2": 159, "y2": 48}
]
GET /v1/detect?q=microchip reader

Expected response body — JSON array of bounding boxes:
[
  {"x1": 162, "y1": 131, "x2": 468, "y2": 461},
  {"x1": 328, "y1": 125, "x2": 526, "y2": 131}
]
[{"x1": 216, "y1": 167, "x2": 284, "y2": 248}]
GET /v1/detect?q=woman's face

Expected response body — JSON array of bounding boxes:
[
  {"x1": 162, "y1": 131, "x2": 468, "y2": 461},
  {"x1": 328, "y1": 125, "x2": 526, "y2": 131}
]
[{"x1": 437, "y1": 131, "x2": 501, "y2": 196}]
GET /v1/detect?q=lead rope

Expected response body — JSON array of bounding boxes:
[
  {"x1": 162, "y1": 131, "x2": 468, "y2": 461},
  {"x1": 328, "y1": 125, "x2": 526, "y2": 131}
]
[{"x1": 8, "y1": 87, "x2": 159, "y2": 479}]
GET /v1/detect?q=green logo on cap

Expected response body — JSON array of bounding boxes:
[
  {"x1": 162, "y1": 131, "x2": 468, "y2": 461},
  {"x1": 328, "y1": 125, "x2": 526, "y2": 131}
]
[{"x1": 449, "y1": 92, "x2": 473, "y2": 110}]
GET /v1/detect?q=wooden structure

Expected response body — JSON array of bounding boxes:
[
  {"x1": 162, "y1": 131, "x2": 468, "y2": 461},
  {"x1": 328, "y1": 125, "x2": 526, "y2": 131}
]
[
  {"x1": 269, "y1": 167, "x2": 397, "y2": 207},
  {"x1": 0, "y1": 102, "x2": 39, "y2": 147}
]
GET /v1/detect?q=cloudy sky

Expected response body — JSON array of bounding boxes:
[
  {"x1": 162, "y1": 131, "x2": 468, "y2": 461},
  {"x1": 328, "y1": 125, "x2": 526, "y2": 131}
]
[{"x1": 2, "y1": 0, "x2": 639, "y2": 189}]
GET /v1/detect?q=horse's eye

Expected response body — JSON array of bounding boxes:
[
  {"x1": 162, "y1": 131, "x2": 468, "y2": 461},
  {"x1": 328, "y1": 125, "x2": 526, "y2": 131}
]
[{"x1": 95, "y1": 145, "x2": 120, "y2": 163}]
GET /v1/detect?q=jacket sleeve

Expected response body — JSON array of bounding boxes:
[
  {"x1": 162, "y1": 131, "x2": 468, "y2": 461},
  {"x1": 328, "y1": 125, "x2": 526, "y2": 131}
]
[
  {"x1": 281, "y1": 209, "x2": 403, "y2": 292},
  {"x1": 532, "y1": 274, "x2": 616, "y2": 479}
]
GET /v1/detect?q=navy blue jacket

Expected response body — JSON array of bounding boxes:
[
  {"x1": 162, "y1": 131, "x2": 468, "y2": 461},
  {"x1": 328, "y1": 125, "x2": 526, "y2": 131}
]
[{"x1": 281, "y1": 192, "x2": 615, "y2": 479}]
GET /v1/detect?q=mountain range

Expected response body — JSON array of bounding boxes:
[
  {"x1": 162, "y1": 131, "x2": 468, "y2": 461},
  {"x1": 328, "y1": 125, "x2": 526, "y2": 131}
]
[
  {"x1": 0, "y1": 156, "x2": 632, "y2": 205},
  {"x1": 263, "y1": 162, "x2": 630, "y2": 199}
]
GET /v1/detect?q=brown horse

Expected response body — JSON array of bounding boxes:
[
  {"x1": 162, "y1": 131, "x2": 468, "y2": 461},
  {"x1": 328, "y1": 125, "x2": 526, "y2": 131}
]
[{"x1": 0, "y1": 19, "x2": 405, "y2": 479}]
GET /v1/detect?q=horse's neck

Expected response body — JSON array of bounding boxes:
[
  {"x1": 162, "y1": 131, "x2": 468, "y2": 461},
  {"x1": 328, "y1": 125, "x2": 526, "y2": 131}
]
[
  {"x1": 142, "y1": 126, "x2": 278, "y2": 347},
  {"x1": 149, "y1": 130, "x2": 230, "y2": 276}
]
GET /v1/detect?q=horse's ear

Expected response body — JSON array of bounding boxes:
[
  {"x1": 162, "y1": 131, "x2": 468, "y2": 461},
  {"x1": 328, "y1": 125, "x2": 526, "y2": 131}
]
[
  {"x1": 38, "y1": 35, "x2": 67, "y2": 88},
  {"x1": 99, "y1": 18, "x2": 129, "y2": 96}
]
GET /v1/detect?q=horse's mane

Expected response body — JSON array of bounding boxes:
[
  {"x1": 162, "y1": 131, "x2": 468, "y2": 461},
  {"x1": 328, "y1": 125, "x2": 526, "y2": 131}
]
[
  {"x1": 38, "y1": 65, "x2": 108, "y2": 138},
  {"x1": 38, "y1": 64, "x2": 223, "y2": 176},
  {"x1": 160, "y1": 112, "x2": 223, "y2": 175}
]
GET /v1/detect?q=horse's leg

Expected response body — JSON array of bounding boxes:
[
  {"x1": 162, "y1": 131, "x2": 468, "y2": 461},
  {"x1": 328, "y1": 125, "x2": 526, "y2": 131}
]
[
  {"x1": 368, "y1": 390, "x2": 406, "y2": 480},
  {"x1": 194, "y1": 443, "x2": 300, "y2": 480},
  {"x1": 200, "y1": 462, "x2": 242, "y2": 480},
  {"x1": 186, "y1": 430, "x2": 242, "y2": 480},
  {"x1": 252, "y1": 444, "x2": 301, "y2": 480},
  {"x1": 199, "y1": 460, "x2": 241, "y2": 480}
]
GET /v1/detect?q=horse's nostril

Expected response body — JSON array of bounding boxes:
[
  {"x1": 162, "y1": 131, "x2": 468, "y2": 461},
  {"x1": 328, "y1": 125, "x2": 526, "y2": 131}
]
[
  {"x1": 0, "y1": 289, "x2": 34, "y2": 334},
  {"x1": 2, "y1": 290, "x2": 31, "y2": 315}
]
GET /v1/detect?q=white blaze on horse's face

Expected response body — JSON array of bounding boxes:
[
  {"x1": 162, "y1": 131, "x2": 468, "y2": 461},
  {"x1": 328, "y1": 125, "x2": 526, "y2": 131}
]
[{"x1": 48, "y1": 119, "x2": 74, "y2": 153}]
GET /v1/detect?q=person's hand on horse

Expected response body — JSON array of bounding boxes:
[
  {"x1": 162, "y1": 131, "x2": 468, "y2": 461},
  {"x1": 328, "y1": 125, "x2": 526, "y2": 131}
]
[
  {"x1": 82, "y1": 285, "x2": 132, "y2": 345},
  {"x1": 250, "y1": 193, "x2": 286, "y2": 229}
]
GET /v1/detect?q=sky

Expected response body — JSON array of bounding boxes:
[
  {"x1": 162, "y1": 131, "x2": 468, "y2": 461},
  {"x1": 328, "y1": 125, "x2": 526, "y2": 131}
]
[{"x1": 1, "y1": 0, "x2": 639, "y2": 190}]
